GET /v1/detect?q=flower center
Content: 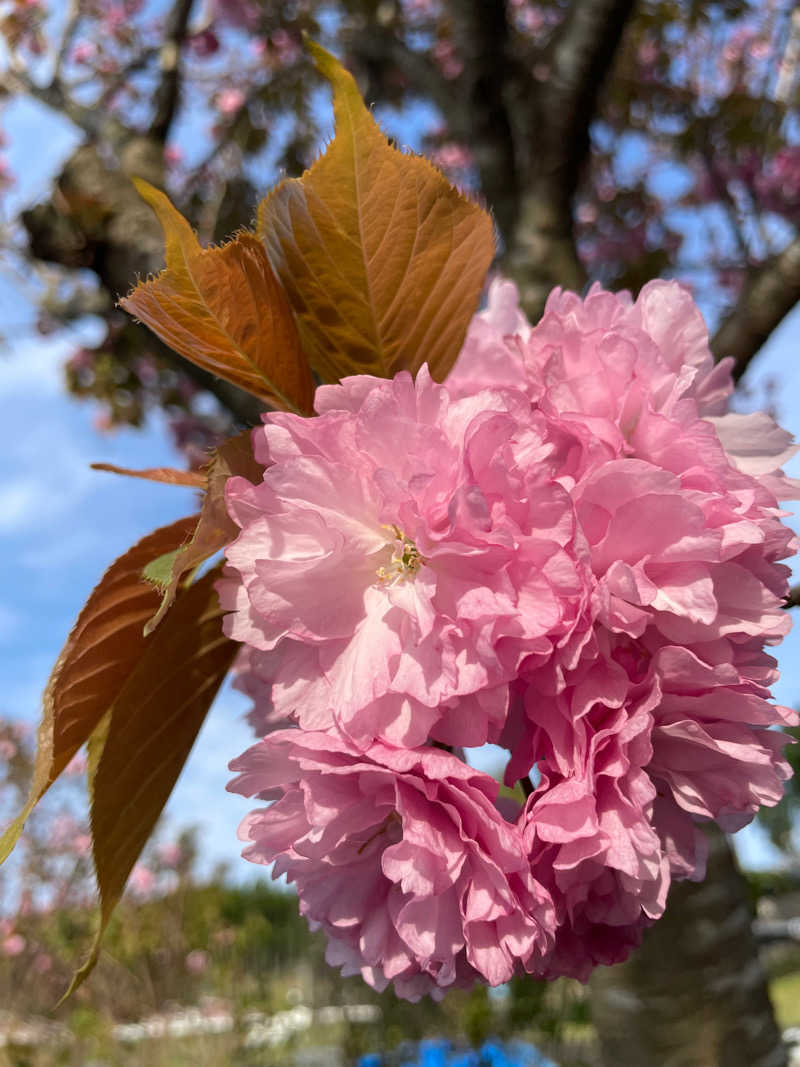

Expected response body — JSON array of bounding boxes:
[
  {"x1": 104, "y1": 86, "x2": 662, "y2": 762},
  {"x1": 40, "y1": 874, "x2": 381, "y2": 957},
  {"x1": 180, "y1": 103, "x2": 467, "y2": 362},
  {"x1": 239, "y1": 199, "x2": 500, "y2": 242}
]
[{"x1": 376, "y1": 525, "x2": 425, "y2": 585}]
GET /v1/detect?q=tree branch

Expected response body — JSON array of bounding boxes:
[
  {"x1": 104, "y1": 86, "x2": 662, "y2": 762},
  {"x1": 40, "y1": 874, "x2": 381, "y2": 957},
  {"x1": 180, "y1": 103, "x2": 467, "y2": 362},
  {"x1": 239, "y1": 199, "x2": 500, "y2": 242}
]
[
  {"x1": 445, "y1": 1, "x2": 519, "y2": 243},
  {"x1": 149, "y1": 0, "x2": 196, "y2": 142},
  {"x1": 0, "y1": 67, "x2": 98, "y2": 134},
  {"x1": 508, "y1": 0, "x2": 637, "y2": 319},
  {"x1": 784, "y1": 583, "x2": 800, "y2": 610},
  {"x1": 348, "y1": 7, "x2": 521, "y2": 241},
  {"x1": 711, "y1": 235, "x2": 800, "y2": 382},
  {"x1": 544, "y1": 0, "x2": 637, "y2": 198}
]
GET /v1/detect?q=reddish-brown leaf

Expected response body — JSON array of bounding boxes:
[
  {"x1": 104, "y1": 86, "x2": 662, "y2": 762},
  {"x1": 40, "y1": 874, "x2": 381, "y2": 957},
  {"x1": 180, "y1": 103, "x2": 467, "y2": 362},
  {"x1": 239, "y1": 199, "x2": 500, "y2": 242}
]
[
  {"x1": 258, "y1": 42, "x2": 496, "y2": 384},
  {"x1": 121, "y1": 180, "x2": 314, "y2": 414},
  {"x1": 64, "y1": 566, "x2": 238, "y2": 995},
  {"x1": 91, "y1": 463, "x2": 206, "y2": 488},
  {"x1": 0, "y1": 516, "x2": 198, "y2": 865}
]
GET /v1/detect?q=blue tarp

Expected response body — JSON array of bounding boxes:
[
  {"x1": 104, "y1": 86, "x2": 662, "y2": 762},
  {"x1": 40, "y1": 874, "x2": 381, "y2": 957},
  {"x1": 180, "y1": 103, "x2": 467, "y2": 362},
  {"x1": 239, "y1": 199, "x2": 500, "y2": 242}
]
[{"x1": 358, "y1": 1037, "x2": 557, "y2": 1067}]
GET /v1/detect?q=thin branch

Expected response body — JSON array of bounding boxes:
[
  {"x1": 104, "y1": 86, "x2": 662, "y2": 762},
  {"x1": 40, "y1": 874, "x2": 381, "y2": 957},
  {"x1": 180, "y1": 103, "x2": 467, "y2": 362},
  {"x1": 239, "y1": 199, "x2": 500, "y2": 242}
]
[
  {"x1": 181, "y1": 82, "x2": 264, "y2": 192},
  {"x1": 695, "y1": 121, "x2": 750, "y2": 264},
  {"x1": 149, "y1": 0, "x2": 196, "y2": 142},
  {"x1": 784, "y1": 584, "x2": 800, "y2": 610},
  {"x1": 94, "y1": 47, "x2": 160, "y2": 115},
  {"x1": 344, "y1": 23, "x2": 459, "y2": 124},
  {"x1": 711, "y1": 235, "x2": 800, "y2": 382},
  {"x1": 0, "y1": 67, "x2": 95, "y2": 132},
  {"x1": 53, "y1": 0, "x2": 82, "y2": 85}
]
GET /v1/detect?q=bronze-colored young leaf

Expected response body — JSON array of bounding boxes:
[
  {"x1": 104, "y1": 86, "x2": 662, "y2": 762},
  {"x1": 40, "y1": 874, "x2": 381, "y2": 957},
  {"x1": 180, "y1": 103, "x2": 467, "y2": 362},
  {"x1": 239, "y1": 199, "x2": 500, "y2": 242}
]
[
  {"x1": 258, "y1": 41, "x2": 496, "y2": 385},
  {"x1": 144, "y1": 429, "x2": 264, "y2": 635},
  {"x1": 0, "y1": 516, "x2": 198, "y2": 866},
  {"x1": 91, "y1": 462, "x2": 206, "y2": 488},
  {"x1": 64, "y1": 567, "x2": 238, "y2": 997},
  {"x1": 121, "y1": 180, "x2": 314, "y2": 415}
]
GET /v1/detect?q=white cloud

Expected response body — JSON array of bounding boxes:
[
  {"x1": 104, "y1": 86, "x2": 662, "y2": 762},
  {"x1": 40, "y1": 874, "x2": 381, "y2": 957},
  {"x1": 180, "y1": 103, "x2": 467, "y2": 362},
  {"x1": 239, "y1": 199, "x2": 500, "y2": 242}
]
[
  {"x1": 0, "y1": 324, "x2": 106, "y2": 400},
  {"x1": 0, "y1": 339, "x2": 73, "y2": 397},
  {"x1": 1, "y1": 451, "x2": 95, "y2": 536}
]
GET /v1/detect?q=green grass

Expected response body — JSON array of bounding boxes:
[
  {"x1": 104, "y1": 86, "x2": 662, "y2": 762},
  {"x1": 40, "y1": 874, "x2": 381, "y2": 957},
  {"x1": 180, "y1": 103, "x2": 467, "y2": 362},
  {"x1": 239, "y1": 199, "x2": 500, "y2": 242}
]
[{"x1": 770, "y1": 971, "x2": 800, "y2": 1028}]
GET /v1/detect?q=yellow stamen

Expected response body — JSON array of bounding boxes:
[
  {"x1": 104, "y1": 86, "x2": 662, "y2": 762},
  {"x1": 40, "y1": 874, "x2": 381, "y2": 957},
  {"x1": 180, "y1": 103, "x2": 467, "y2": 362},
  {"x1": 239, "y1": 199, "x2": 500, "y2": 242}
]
[{"x1": 376, "y1": 525, "x2": 425, "y2": 585}]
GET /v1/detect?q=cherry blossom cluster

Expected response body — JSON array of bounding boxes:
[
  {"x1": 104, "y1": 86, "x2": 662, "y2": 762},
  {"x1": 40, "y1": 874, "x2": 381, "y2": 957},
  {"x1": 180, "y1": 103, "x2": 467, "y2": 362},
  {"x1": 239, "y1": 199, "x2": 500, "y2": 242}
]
[{"x1": 220, "y1": 279, "x2": 798, "y2": 998}]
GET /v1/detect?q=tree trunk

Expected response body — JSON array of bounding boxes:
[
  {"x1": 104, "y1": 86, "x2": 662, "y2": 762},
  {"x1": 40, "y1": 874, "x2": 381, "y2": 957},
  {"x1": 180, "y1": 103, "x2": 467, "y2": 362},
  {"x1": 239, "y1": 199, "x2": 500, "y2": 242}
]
[{"x1": 589, "y1": 825, "x2": 786, "y2": 1067}]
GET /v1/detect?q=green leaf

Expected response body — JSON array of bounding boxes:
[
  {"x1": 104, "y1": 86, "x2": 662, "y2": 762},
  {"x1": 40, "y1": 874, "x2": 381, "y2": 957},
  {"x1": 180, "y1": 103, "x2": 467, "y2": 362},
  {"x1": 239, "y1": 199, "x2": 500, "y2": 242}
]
[{"x1": 143, "y1": 549, "x2": 181, "y2": 589}]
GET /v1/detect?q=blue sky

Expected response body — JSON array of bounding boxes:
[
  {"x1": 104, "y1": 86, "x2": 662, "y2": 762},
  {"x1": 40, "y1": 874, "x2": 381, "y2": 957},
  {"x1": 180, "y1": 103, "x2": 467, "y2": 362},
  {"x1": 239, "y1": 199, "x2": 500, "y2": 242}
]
[{"x1": 3, "y1": 82, "x2": 800, "y2": 881}]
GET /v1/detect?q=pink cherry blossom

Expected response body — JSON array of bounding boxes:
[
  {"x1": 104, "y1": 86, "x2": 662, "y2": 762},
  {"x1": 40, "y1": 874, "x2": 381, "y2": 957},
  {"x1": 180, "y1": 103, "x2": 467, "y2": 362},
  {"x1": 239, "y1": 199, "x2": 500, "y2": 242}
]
[
  {"x1": 33, "y1": 953, "x2": 52, "y2": 974},
  {"x1": 156, "y1": 842, "x2": 183, "y2": 868},
  {"x1": 270, "y1": 29, "x2": 300, "y2": 67},
  {"x1": 72, "y1": 833, "x2": 92, "y2": 856},
  {"x1": 229, "y1": 731, "x2": 555, "y2": 999},
  {"x1": 225, "y1": 277, "x2": 798, "y2": 993},
  {"x1": 216, "y1": 88, "x2": 246, "y2": 116},
  {"x1": 429, "y1": 143, "x2": 474, "y2": 174},
  {"x1": 219, "y1": 366, "x2": 590, "y2": 747},
  {"x1": 0, "y1": 739, "x2": 18, "y2": 760},
  {"x1": 129, "y1": 865, "x2": 156, "y2": 897},
  {"x1": 186, "y1": 949, "x2": 209, "y2": 974},
  {"x1": 71, "y1": 41, "x2": 95, "y2": 64},
  {"x1": 445, "y1": 278, "x2": 530, "y2": 398},
  {"x1": 189, "y1": 29, "x2": 220, "y2": 58},
  {"x1": 484, "y1": 279, "x2": 798, "y2": 962},
  {"x1": 2, "y1": 934, "x2": 25, "y2": 957},
  {"x1": 164, "y1": 145, "x2": 184, "y2": 168}
]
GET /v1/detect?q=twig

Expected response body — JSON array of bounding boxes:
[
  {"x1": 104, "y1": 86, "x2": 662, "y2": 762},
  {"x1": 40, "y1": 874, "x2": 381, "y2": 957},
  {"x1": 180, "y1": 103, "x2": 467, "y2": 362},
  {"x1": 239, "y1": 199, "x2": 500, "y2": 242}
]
[
  {"x1": 149, "y1": 0, "x2": 196, "y2": 142},
  {"x1": 53, "y1": 0, "x2": 82, "y2": 86}
]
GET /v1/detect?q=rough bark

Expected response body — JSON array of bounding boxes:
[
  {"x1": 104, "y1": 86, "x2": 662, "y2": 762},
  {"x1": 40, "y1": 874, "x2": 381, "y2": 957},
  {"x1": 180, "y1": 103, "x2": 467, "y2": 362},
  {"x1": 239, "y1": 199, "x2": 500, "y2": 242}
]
[
  {"x1": 507, "y1": 0, "x2": 636, "y2": 319},
  {"x1": 345, "y1": 3, "x2": 521, "y2": 241},
  {"x1": 445, "y1": 1, "x2": 520, "y2": 243},
  {"x1": 348, "y1": 0, "x2": 634, "y2": 320},
  {"x1": 589, "y1": 825, "x2": 786, "y2": 1067}
]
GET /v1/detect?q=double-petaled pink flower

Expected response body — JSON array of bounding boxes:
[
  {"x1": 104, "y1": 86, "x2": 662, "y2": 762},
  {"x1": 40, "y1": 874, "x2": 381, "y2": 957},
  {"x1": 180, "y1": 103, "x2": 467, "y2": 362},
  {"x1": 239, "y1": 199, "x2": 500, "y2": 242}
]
[
  {"x1": 229, "y1": 731, "x2": 554, "y2": 999},
  {"x1": 218, "y1": 366, "x2": 589, "y2": 748},
  {"x1": 222, "y1": 278, "x2": 798, "y2": 997}
]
